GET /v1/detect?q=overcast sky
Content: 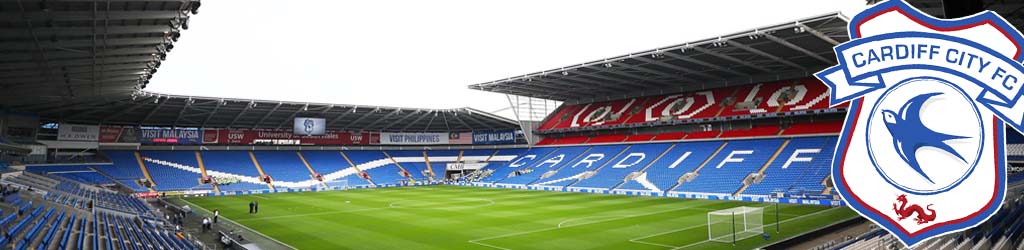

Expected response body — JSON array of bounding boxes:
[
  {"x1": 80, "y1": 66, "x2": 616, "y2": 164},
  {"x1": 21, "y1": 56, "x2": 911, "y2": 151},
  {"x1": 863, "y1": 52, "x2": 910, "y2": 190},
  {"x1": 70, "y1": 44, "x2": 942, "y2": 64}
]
[{"x1": 148, "y1": 0, "x2": 867, "y2": 118}]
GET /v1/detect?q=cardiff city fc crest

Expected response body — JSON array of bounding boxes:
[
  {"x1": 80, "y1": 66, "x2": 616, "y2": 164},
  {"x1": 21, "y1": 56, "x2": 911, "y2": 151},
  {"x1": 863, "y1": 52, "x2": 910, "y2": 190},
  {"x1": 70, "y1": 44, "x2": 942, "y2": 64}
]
[{"x1": 815, "y1": 0, "x2": 1023, "y2": 247}]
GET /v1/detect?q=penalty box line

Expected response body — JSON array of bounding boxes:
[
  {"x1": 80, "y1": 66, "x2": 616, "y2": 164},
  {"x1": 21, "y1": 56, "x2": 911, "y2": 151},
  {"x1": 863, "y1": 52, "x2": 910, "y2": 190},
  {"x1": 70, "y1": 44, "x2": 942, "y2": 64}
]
[
  {"x1": 629, "y1": 204, "x2": 778, "y2": 244},
  {"x1": 467, "y1": 202, "x2": 715, "y2": 250},
  {"x1": 629, "y1": 207, "x2": 842, "y2": 250}
]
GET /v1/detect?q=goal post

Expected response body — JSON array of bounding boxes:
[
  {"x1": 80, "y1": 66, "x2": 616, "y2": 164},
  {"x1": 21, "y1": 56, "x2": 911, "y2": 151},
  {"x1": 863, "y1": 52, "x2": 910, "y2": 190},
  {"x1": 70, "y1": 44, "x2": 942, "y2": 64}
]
[
  {"x1": 322, "y1": 179, "x2": 349, "y2": 190},
  {"x1": 708, "y1": 206, "x2": 764, "y2": 243}
]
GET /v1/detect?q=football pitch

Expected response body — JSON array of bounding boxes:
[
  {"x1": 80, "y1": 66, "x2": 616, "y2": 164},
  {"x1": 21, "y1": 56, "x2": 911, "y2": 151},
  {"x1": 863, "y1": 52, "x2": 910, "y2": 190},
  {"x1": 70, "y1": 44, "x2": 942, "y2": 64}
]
[{"x1": 181, "y1": 185, "x2": 857, "y2": 250}]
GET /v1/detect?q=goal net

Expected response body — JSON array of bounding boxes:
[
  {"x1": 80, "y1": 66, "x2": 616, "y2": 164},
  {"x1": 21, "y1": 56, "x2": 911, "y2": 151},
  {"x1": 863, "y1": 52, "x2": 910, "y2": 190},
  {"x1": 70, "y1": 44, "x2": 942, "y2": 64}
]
[
  {"x1": 708, "y1": 206, "x2": 764, "y2": 243},
  {"x1": 322, "y1": 179, "x2": 349, "y2": 190}
]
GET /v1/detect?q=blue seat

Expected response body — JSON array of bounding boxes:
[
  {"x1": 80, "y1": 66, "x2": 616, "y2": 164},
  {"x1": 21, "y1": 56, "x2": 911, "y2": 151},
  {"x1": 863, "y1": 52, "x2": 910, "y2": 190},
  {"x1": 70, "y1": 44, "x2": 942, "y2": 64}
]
[
  {"x1": 532, "y1": 144, "x2": 629, "y2": 186},
  {"x1": 39, "y1": 211, "x2": 66, "y2": 249},
  {"x1": 479, "y1": 147, "x2": 559, "y2": 183},
  {"x1": 344, "y1": 151, "x2": 408, "y2": 185},
  {"x1": 89, "y1": 214, "x2": 96, "y2": 250},
  {"x1": 0, "y1": 213, "x2": 16, "y2": 226},
  {"x1": 499, "y1": 146, "x2": 592, "y2": 185},
  {"x1": 18, "y1": 201, "x2": 32, "y2": 215},
  {"x1": 59, "y1": 214, "x2": 76, "y2": 249},
  {"x1": 19, "y1": 207, "x2": 55, "y2": 249},
  {"x1": 140, "y1": 150, "x2": 207, "y2": 191},
  {"x1": 576, "y1": 143, "x2": 676, "y2": 189},
  {"x1": 201, "y1": 151, "x2": 269, "y2": 191},
  {"x1": 675, "y1": 138, "x2": 786, "y2": 194},
  {"x1": 744, "y1": 137, "x2": 837, "y2": 195},
  {"x1": 93, "y1": 151, "x2": 148, "y2": 192},
  {"x1": 251, "y1": 151, "x2": 316, "y2": 182},
  {"x1": 301, "y1": 151, "x2": 372, "y2": 187}
]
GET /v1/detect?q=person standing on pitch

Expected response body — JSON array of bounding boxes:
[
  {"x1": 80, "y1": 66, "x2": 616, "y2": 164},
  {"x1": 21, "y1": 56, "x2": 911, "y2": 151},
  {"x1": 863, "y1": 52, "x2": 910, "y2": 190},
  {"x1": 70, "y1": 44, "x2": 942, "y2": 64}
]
[
  {"x1": 254, "y1": 201, "x2": 259, "y2": 214},
  {"x1": 214, "y1": 209, "x2": 219, "y2": 223},
  {"x1": 248, "y1": 201, "x2": 255, "y2": 214}
]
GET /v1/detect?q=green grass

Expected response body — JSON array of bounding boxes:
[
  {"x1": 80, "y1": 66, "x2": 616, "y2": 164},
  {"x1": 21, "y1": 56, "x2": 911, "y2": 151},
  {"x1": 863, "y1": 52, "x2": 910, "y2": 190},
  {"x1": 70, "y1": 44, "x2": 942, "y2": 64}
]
[{"x1": 183, "y1": 185, "x2": 857, "y2": 250}]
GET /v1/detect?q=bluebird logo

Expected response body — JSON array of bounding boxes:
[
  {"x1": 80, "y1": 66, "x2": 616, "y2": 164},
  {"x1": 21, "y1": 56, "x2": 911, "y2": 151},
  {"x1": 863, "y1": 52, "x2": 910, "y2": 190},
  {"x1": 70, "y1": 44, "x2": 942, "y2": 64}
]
[
  {"x1": 815, "y1": 0, "x2": 1020, "y2": 247},
  {"x1": 878, "y1": 91, "x2": 972, "y2": 184},
  {"x1": 303, "y1": 119, "x2": 315, "y2": 135}
]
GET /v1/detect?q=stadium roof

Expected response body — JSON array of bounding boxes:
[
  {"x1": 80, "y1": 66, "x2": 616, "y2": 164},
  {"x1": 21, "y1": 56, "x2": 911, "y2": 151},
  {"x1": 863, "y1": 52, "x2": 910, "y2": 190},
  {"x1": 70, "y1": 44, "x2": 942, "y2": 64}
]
[
  {"x1": 20, "y1": 94, "x2": 520, "y2": 132},
  {"x1": 0, "y1": 0, "x2": 518, "y2": 132},
  {"x1": 469, "y1": 1, "x2": 1024, "y2": 103},
  {"x1": 468, "y1": 13, "x2": 850, "y2": 103},
  {"x1": 0, "y1": 0, "x2": 200, "y2": 105}
]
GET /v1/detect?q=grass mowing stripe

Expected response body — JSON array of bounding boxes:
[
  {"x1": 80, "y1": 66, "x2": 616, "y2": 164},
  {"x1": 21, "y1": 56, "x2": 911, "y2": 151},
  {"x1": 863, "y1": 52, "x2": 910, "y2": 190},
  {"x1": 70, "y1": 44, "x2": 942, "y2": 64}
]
[
  {"x1": 185, "y1": 186, "x2": 851, "y2": 250},
  {"x1": 626, "y1": 206, "x2": 842, "y2": 249},
  {"x1": 467, "y1": 201, "x2": 714, "y2": 247}
]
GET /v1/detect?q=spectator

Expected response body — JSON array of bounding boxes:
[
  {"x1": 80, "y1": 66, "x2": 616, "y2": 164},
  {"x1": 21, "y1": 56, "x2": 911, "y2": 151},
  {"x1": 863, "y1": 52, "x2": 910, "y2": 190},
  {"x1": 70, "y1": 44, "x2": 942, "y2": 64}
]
[
  {"x1": 214, "y1": 209, "x2": 219, "y2": 223},
  {"x1": 202, "y1": 217, "x2": 210, "y2": 232}
]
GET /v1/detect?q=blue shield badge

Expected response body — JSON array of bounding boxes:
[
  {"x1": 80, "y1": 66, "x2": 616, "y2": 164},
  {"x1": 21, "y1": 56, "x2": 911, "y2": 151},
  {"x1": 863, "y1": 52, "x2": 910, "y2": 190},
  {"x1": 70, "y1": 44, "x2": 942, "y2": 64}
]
[{"x1": 815, "y1": 0, "x2": 1022, "y2": 247}]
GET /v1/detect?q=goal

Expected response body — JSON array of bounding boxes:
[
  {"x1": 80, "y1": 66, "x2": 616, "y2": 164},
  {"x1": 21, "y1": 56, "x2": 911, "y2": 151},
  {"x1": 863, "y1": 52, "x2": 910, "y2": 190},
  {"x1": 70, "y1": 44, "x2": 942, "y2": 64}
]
[
  {"x1": 708, "y1": 206, "x2": 764, "y2": 243},
  {"x1": 322, "y1": 179, "x2": 349, "y2": 190}
]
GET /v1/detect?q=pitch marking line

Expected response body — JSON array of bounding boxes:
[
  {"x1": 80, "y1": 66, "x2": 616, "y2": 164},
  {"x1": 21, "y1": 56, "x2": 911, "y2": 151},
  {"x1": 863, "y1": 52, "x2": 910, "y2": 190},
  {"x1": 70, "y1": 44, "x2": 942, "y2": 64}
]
[
  {"x1": 627, "y1": 223, "x2": 709, "y2": 248},
  {"x1": 388, "y1": 198, "x2": 496, "y2": 210},
  {"x1": 235, "y1": 198, "x2": 498, "y2": 222},
  {"x1": 629, "y1": 207, "x2": 841, "y2": 249},
  {"x1": 556, "y1": 215, "x2": 628, "y2": 228},
  {"x1": 669, "y1": 207, "x2": 842, "y2": 250},
  {"x1": 467, "y1": 202, "x2": 713, "y2": 249},
  {"x1": 178, "y1": 198, "x2": 299, "y2": 250},
  {"x1": 627, "y1": 203, "x2": 775, "y2": 246},
  {"x1": 233, "y1": 206, "x2": 392, "y2": 222}
]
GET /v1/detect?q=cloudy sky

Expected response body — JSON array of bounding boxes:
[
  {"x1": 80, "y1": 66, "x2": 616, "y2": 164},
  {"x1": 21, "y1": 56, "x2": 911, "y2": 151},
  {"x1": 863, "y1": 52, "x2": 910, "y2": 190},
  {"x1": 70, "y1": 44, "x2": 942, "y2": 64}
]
[{"x1": 148, "y1": 0, "x2": 867, "y2": 118}]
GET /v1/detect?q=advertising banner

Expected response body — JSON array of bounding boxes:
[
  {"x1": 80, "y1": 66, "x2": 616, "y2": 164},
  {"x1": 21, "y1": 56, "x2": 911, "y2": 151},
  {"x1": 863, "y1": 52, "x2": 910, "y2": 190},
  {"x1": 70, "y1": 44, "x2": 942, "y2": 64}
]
[
  {"x1": 202, "y1": 129, "x2": 220, "y2": 144},
  {"x1": 368, "y1": 132, "x2": 380, "y2": 145},
  {"x1": 448, "y1": 132, "x2": 473, "y2": 144},
  {"x1": 379, "y1": 132, "x2": 449, "y2": 145},
  {"x1": 28, "y1": 145, "x2": 47, "y2": 155},
  {"x1": 98, "y1": 126, "x2": 141, "y2": 143},
  {"x1": 140, "y1": 128, "x2": 202, "y2": 144},
  {"x1": 472, "y1": 130, "x2": 516, "y2": 144},
  {"x1": 211, "y1": 129, "x2": 375, "y2": 145},
  {"x1": 57, "y1": 123, "x2": 100, "y2": 141}
]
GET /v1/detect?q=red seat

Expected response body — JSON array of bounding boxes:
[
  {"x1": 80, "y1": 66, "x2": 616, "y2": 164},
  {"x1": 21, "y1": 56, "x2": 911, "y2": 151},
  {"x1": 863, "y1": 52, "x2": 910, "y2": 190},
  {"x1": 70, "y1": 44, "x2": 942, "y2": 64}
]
[
  {"x1": 718, "y1": 125, "x2": 781, "y2": 138},
  {"x1": 553, "y1": 136, "x2": 589, "y2": 145},
  {"x1": 651, "y1": 132, "x2": 687, "y2": 141},
  {"x1": 683, "y1": 130, "x2": 720, "y2": 139},
  {"x1": 624, "y1": 134, "x2": 656, "y2": 142},
  {"x1": 535, "y1": 138, "x2": 557, "y2": 145},
  {"x1": 536, "y1": 77, "x2": 840, "y2": 132},
  {"x1": 781, "y1": 121, "x2": 844, "y2": 135},
  {"x1": 588, "y1": 134, "x2": 628, "y2": 143}
]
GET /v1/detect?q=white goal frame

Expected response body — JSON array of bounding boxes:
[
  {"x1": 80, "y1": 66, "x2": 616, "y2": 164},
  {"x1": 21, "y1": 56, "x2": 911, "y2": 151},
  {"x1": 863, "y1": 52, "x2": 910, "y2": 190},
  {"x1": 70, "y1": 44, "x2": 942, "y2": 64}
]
[
  {"x1": 322, "y1": 179, "x2": 349, "y2": 190},
  {"x1": 707, "y1": 206, "x2": 764, "y2": 243}
]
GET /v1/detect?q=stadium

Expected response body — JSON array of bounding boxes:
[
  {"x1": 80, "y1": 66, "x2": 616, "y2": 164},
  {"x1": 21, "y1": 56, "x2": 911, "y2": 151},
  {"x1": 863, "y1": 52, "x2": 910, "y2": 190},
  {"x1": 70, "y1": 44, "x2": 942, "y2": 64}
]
[{"x1": 1, "y1": 0, "x2": 1023, "y2": 249}]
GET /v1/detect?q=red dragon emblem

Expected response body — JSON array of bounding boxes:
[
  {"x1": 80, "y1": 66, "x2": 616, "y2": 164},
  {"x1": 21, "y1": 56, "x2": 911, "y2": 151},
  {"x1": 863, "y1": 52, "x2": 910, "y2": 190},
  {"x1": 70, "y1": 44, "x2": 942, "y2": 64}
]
[{"x1": 893, "y1": 194, "x2": 937, "y2": 225}]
